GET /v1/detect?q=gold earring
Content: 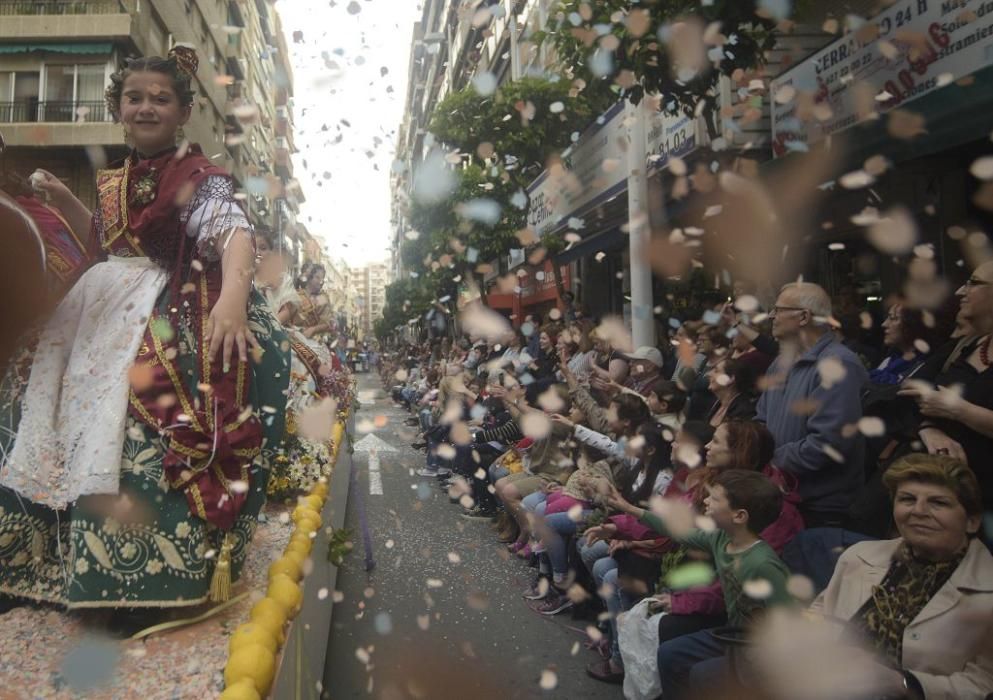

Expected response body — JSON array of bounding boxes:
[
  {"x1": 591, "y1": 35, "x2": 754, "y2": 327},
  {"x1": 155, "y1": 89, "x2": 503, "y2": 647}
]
[
  {"x1": 176, "y1": 126, "x2": 186, "y2": 143},
  {"x1": 122, "y1": 126, "x2": 132, "y2": 147}
]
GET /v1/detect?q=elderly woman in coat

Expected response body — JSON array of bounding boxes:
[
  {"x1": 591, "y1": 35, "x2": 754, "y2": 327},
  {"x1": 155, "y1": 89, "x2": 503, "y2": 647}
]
[{"x1": 811, "y1": 453, "x2": 993, "y2": 699}]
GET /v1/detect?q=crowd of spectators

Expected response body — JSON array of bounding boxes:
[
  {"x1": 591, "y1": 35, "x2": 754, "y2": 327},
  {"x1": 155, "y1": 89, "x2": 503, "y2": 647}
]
[{"x1": 380, "y1": 271, "x2": 993, "y2": 699}]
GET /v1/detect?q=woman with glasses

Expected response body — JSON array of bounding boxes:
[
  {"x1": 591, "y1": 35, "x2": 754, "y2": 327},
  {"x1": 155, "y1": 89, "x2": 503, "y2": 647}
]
[{"x1": 898, "y1": 262, "x2": 993, "y2": 520}]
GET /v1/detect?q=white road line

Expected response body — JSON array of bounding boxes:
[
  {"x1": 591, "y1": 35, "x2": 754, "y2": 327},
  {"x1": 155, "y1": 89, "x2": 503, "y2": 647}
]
[{"x1": 368, "y1": 450, "x2": 384, "y2": 496}]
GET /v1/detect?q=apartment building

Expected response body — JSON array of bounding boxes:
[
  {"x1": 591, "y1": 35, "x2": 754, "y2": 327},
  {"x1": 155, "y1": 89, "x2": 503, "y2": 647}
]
[
  {"x1": 349, "y1": 261, "x2": 390, "y2": 339},
  {"x1": 390, "y1": 0, "x2": 558, "y2": 281},
  {"x1": 0, "y1": 0, "x2": 297, "y2": 233}
]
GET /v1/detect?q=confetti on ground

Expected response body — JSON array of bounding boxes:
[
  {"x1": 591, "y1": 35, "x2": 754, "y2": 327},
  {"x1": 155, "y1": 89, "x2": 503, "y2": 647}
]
[{"x1": 0, "y1": 503, "x2": 295, "y2": 699}]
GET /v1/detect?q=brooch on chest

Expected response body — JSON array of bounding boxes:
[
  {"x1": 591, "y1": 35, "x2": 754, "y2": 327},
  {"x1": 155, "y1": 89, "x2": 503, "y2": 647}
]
[{"x1": 130, "y1": 168, "x2": 159, "y2": 207}]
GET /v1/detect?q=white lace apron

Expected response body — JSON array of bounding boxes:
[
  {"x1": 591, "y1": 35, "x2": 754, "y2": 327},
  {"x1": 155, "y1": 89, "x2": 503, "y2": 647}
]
[{"x1": 0, "y1": 256, "x2": 167, "y2": 507}]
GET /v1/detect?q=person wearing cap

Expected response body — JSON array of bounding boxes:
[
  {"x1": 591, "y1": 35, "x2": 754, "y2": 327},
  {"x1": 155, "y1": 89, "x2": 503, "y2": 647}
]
[{"x1": 620, "y1": 346, "x2": 665, "y2": 395}]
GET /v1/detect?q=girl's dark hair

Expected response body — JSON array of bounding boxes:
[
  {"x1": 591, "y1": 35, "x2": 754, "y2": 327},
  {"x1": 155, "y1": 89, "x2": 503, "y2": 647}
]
[
  {"x1": 645, "y1": 378, "x2": 687, "y2": 414},
  {"x1": 612, "y1": 393, "x2": 651, "y2": 435},
  {"x1": 722, "y1": 358, "x2": 759, "y2": 397},
  {"x1": 305, "y1": 263, "x2": 325, "y2": 283},
  {"x1": 105, "y1": 54, "x2": 197, "y2": 122},
  {"x1": 627, "y1": 422, "x2": 672, "y2": 504},
  {"x1": 295, "y1": 261, "x2": 313, "y2": 290},
  {"x1": 255, "y1": 223, "x2": 279, "y2": 251}
]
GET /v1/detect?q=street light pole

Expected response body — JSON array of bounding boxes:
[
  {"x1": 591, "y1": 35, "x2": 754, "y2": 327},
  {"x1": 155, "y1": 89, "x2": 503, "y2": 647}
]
[
  {"x1": 626, "y1": 99, "x2": 654, "y2": 348},
  {"x1": 507, "y1": 0, "x2": 521, "y2": 81}
]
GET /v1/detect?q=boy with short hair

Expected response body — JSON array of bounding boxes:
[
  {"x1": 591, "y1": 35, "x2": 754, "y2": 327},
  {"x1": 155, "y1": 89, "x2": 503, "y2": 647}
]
[{"x1": 608, "y1": 469, "x2": 794, "y2": 698}]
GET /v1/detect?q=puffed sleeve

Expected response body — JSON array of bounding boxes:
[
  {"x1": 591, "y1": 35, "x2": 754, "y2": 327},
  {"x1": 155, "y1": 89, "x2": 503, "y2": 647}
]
[{"x1": 180, "y1": 175, "x2": 253, "y2": 261}]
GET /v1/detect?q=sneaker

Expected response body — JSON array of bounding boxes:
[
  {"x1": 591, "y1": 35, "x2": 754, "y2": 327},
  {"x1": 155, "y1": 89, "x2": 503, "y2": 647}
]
[
  {"x1": 521, "y1": 577, "x2": 550, "y2": 600},
  {"x1": 586, "y1": 659, "x2": 624, "y2": 684},
  {"x1": 435, "y1": 468, "x2": 452, "y2": 477},
  {"x1": 532, "y1": 589, "x2": 573, "y2": 616},
  {"x1": 460, "y1": 506, "x2": 497, "y2": 521},
  {"x1": 416, "y1": 468, "x2": 439, "y2": 478}
]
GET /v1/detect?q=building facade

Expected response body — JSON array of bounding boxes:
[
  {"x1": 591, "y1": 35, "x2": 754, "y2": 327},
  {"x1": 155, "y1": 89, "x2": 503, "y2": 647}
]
[
  {"x1": 391, "y1": 0, "x2": 987, "y2": 340},
  {"x1": 350, "y1": 261, "x2": 390, "y2": 340},
  {"x1": 0, "y1": 0, "x2": 297, "y2": 234}
]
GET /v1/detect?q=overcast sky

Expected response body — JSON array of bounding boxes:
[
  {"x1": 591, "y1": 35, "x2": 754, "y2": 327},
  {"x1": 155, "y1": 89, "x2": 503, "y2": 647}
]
[{"x1": 274, "y1": 0, "x2": 421, "y2": 267}]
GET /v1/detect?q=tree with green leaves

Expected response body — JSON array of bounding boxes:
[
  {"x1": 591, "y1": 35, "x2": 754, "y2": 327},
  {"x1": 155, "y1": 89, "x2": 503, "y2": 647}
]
[
  {"x1": 405, "y1": 162, "x2": 526, "y2": 305},
  {"x1": 428, "y1": 76, "x2": 612, "y2": 185},
  {"x1": 536, "y1": 0, "x2": 779, "y2": 135}
]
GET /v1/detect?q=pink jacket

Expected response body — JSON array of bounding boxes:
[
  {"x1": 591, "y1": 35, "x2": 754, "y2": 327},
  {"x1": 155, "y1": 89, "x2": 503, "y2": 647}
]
[{"x1": 545, "y1": 490, "x2": 588, "y2": 516}]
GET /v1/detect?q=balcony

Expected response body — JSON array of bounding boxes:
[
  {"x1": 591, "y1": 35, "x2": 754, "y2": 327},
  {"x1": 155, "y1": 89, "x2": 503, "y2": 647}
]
[
  {"x1": 0, "y1": 99, "x2": 109, "y2": 123},
  {"x1": 0, "y1": 1, "x2": 131, "y2": 41},
  {"x1": 274, "y1": 137, "x2": 292, "y2": 178},
  {"x1": 0, "y1": 99, "x2": 120, "y2": 146},
  {"x1": 0, "y1": 0, "x2": 124, "y2": 13}
]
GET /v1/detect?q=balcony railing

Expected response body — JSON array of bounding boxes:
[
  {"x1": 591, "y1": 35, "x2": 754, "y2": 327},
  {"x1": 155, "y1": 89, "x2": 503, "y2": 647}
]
[
  {"x1": 0, "y1": 0, "x2": 126, "y2": 14},
  {"x1": 0, "y1": 100, "x2": 110, "y2": 123},
  {"x1": 0, "y1": 0, "x2": 128, "y2": 15}
]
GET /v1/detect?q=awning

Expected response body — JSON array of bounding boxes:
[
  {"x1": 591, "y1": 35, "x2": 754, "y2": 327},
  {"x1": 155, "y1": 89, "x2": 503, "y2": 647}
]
[
  {"x1": 0, "y1": 42, "x2": 113, "y2": 55},
  {"x1": 552, "y1": 192, "x2": 693, "y2": 265},
  {"x1": 769, "y1": 63, "x2": 993, "y2": 174},
  {"x1": 553, "y1": 228, "x2": 625, "y2": 265}
]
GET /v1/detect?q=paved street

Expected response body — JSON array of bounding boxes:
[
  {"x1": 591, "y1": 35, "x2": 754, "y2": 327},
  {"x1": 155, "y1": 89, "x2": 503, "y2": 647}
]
[{"x1": 323, "y1": 373, "x2": 622, "y2": 700}]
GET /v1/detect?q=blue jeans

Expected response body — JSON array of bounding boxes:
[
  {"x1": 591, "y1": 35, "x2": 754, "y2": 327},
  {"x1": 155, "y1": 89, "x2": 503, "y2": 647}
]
[
  {"x1": 657, "y1": 628, "x2": 730, "y2": 699},
  {"x1": 603, "y1": 567, "x2": 639, "y2": 666},
  {"x1": 418, "y1": 408, "x2": 434, "y2": 431},
  {"x1": 489, "y1": 463, "x2": 510, "y2": 482},
  {"x1": 521, "y1": 491, "x2": 546, "y2": 513},
  {"x1": 579, "y1": 538, "x2": 615, "y2": 587},
  {"x1": 540, "y1": 510, "x2": 589, "y2": 576}
]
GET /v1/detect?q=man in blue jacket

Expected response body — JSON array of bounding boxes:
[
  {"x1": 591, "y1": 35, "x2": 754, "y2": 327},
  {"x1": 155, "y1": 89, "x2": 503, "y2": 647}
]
[{"x1": 756, "y1": 282, "x2": 868, "y2": 527}]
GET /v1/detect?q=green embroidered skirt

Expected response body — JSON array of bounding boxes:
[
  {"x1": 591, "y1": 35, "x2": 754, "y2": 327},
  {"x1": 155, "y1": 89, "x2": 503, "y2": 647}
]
[{"x1": 0, "y1": 292, "x2": 289, "y2": 608}]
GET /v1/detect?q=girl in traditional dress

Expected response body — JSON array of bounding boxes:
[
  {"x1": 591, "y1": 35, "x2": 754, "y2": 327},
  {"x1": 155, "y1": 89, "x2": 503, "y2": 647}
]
[
  {"x1": 0, "y1": 47, "x2": 289, "y2": 616},
  {"x1": 256, "y1": 229, "x2": 346, "y2": 498},
  {"x1": 292, "y1": 263, "x2": 336, "y2": 347}
]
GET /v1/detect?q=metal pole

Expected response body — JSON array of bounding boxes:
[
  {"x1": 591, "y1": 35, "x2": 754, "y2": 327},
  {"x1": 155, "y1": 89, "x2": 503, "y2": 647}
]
[
  {"x1": 537, "y1": 0, "x2": 548, "y2": 67},
  {"x1": 626, "y1": 99, "x2": 654, "y2": 348},
  {"x1": 507, "y1": 0, "x2": 521, "y2": 80}
]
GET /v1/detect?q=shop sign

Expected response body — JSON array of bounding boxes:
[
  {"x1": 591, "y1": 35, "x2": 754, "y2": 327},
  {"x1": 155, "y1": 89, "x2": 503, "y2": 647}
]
[
  {"x1": 527, "y1": 103, "x2": 702, "y2": 236},
  {"x1": 519, "y1": 262, "x2": 570, "y2": 301},
  {"x1": 645, "y1": 112, "x2": 699, "y2": 172},
  {"x1": 772, "y1": 0, "x2": 993, "y2": 156},
  {"x1": 527, "y1": 101, "x2": 627, "y2": 237}
]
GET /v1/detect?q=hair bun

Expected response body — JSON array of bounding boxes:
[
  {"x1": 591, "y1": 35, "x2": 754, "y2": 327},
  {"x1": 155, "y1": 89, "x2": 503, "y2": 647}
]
[{"x1": 168, "y1": 45, "x2": 199, "y2": 80}]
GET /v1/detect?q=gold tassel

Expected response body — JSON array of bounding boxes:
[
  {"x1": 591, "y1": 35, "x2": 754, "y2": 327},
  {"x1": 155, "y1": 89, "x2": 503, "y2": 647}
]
[{"x1": 208, "y1": 532, "x2": 234, "y2": 603}]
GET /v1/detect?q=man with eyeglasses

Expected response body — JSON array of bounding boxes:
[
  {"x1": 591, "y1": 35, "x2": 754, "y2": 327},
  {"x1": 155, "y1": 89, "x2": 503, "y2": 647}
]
[{"x1": 756, "y1": 282, "x2": 868, "y2": 528}]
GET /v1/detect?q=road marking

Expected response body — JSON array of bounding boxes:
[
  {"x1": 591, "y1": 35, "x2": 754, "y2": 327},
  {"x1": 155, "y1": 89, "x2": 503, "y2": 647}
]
[
  {"x1": 353, "y1": 433, "x2": 398, "y2": 453},
  {"x1": 368, "y1": 450, "x2": 383, "y2": 496}
]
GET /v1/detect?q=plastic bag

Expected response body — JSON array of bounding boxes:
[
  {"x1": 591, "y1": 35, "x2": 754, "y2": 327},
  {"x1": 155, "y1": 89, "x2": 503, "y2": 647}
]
[{"x1": 618, "y1": 597, "x2": 666, "y2": 700}]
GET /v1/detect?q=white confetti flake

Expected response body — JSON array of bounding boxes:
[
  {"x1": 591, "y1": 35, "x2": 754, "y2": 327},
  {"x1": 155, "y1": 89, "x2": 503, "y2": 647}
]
[
  {"x1": 539, "y1": 669, "x2": 558, "y2": 691},
  {"x1": 867, "y1": 206, "x2": 918, "y2": 255},
  {"x1": 743, "y1": 578, "x2": 773, "y2": 600},
  {"x1": 816, "y1": 357, "x2": 846, "y2": 390},
  {"x1": 521, "y1": 412, "x2": 552, "y2": 440},
  {"x1": 471, "y1": 71, "x2": 498, "y2": 96},
  {"x1": 857, "y1": 417, "x2": 886, "y2": 437},
  {"x1": 970, "y1": 156, "x2": 993, "y2": 181}
]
